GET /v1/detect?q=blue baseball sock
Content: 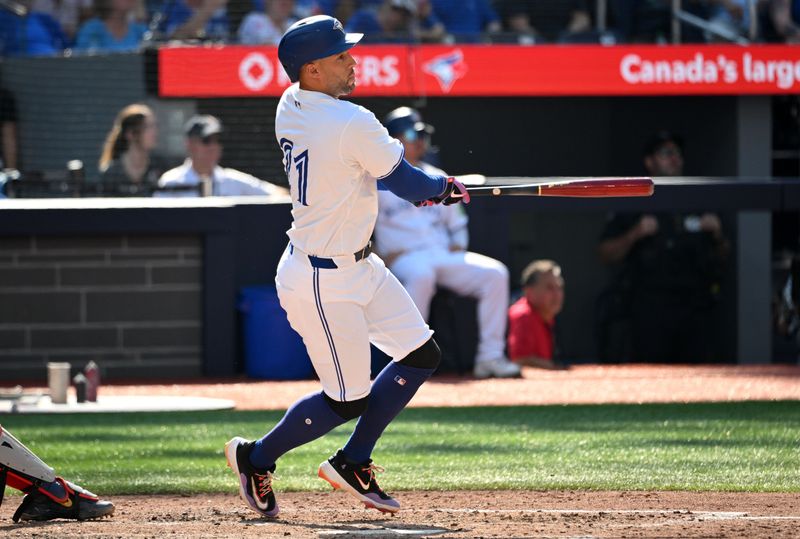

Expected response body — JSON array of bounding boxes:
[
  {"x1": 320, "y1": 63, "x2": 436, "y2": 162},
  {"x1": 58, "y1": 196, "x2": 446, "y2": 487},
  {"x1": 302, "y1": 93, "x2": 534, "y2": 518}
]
[
  {"x1": 249, "y1": 391, "x2": 348, "y2": 470},
  {"x1": 342, "y1": 361, "x2": 435, "y2": 463}
]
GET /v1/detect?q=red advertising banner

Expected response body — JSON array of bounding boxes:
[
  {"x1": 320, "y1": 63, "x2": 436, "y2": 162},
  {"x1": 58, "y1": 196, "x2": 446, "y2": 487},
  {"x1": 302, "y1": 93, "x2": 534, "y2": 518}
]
[{"x1": 159, "y1": 44, "x2": 800, "y2": 98}]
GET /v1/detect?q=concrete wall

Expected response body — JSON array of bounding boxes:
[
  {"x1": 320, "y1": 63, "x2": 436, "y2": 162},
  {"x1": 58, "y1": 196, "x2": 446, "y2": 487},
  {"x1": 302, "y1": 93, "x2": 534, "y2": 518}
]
[
  {"x1": 0, "y1": 180, "x2": 788, "y2": 382},
  {"x1": 0, "y1": 234, "x2": 202, "y2": 379}
]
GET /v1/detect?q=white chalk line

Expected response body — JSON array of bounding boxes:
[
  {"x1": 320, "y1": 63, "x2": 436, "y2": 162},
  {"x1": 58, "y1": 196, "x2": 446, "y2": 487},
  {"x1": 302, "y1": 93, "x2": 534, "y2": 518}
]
[
  {"x1": 424, "y1": 508, "x2": 800, "y2": 521},
  {"x1": 309, "y1": 507, "x2": 800, "y2": 521},
  {"x1": 310, "y1": 508, "x2": 800, "y2": 537}
]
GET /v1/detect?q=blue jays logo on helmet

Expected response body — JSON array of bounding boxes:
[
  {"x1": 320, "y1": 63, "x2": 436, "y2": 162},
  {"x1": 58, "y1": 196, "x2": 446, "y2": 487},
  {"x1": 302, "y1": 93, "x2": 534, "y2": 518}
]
[{"x1": 278, "y1": 15, "x2": 363, "y2": 83}]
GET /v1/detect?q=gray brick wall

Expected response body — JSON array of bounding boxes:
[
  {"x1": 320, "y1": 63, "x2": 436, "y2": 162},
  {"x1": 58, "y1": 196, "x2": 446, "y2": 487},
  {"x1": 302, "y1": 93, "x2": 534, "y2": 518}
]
[{"x1": 0, "y1": 235, "x2": 202, "y2": 381}]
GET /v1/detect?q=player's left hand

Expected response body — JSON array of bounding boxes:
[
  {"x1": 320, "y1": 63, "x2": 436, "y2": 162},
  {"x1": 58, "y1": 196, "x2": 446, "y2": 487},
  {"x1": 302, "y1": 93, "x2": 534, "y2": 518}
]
[{"x1": 415, "y1": 177, "x2": 470, "y2": 207}]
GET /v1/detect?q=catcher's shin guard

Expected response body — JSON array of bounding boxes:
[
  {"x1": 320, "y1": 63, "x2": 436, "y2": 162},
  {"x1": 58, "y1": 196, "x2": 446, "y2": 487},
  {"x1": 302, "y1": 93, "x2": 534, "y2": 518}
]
[
  {"x1": 0, "y1": 425, "x2": 57, "y2": 509},
  {"x1": 0, "y1": 426, "x2": 56, "y2": 483}
]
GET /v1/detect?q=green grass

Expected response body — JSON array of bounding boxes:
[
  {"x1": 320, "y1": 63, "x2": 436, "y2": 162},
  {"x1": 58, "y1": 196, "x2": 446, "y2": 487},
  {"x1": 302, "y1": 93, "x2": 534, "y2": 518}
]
[{"x1": 2, "y1": 401, "x2": 799, "y2": 495}]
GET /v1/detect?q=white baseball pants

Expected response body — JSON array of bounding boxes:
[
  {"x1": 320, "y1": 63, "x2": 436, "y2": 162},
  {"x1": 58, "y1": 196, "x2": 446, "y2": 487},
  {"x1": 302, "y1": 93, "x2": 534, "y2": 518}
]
[{"x1": 276, "y1": 245, "x2": 433, "y2": 402}]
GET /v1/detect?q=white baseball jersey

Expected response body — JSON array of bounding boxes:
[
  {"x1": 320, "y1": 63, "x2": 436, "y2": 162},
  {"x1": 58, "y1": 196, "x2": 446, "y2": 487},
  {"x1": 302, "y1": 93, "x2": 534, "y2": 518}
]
[
  {"x1": 274, "y1": 83, "x2": 432, "y2": 402},
  {"x1": 276, "y1": 84, "x2": 403, "y2": 256},
  {"x1": 155, "y1": 159, "x2": 284, "y2": 197}
]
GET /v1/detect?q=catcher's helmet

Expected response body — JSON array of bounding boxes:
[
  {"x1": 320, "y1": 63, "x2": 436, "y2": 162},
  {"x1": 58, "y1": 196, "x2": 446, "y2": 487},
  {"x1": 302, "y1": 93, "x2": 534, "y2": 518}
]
[
  {"x1": 278, "y1": 15, "x2": 363, "y2": 83},
  {"x1": 384, "y1": 107, "x2": 435, "y2": 139}
]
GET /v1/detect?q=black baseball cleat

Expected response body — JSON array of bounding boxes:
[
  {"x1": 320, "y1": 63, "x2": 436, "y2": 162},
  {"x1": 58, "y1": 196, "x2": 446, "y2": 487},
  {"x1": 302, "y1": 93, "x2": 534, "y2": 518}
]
[
  {"x1": 12, "y1": 477, "x2": 115, "y2": 522},
  {"x1": 225, "y1": 436, "x2": 279, "y2": 518},
  {"x1": 318, "y1": 449, "x2": 400, "y2": 513}
]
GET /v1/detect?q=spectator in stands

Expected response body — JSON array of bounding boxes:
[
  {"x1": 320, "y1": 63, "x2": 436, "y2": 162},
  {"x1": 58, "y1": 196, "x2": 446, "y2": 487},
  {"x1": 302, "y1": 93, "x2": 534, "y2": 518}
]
[
  {"x1": 98, "y1": 103, "x2": 165, "y2": 196},
  {"x1": 495, "y1": 0, "x2": 593, "y2": 43},
  {"x1": 74, "y1": 0, "x2": 147, "y2": 52},
  {"x1": 429, "y1": 0, "x2": 500, "y2": 42},
  {"x1": 346, "y1": 0, "x2": 444, "y2": 43},
  {"x1": 374, "y1": 107, "x2": 520, "y2": 379},
  {"x1": 507, "y1": 259, "x2": 567, "y2": 370},
  {"x1": 346, "y1": 0, "x2": 413, "y2": 42},
  {"x1": 31, "y1": 0, "x2": 93, "y2": 40},
  {"x1": 316, "y1": 0, "x2": 380, "y2": 21},
  {"x1": 0, "y1": 2, "x2": 68, "y2": 56},
  {"x1": 159, "y1": 0, "x2": 229, "y2": 40},
  {"x1": 609, "y1": 0, "x2": 719, "y2": 42},
  {"x1": 292, "y1": 0, "x2": 319, "y2": 17},
  {"x1": 416, "y1": 0, "x2": 446, "y2": 41},
  {"x1": 702, "y1": 0, "x2": 761, "y2": 41},
  {"x1": 0, "y1": 88, "x2": 18, "y2": 171},
  {"x1": 238, "y1": 0, "x2": 297, "y2": 44},
  {"x1": 155, "y1": 114, "x2": 288, "y2": 197},
  {"x1": 764, "y1": 0, "x2": 800, "y2": 42},
  {"x1": 596, "y1": 131, "x2": 730, "y2": 363}
]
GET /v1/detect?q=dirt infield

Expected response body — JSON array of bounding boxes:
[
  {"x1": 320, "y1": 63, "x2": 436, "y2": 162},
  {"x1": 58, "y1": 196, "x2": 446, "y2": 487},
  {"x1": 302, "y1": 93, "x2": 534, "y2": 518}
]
[
  {"x1": 3, "y1": 364, "x2": 799, "y2": 537},
  {"x1": 2, "y1": 491, "x2": 798, "y2": 538}
]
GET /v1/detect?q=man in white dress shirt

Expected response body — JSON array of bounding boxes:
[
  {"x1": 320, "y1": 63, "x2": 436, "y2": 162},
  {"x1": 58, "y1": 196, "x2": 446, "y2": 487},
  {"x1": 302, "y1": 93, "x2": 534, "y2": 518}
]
[{"x1": 156, "y1": 115, "x2": 287, "y2": 197}]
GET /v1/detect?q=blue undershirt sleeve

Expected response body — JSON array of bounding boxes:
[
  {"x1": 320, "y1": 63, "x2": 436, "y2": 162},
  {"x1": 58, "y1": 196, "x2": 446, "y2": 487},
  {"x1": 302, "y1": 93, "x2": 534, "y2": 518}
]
[{"x1": 377, "y1": 159, "x2": 446, "y2": 203}]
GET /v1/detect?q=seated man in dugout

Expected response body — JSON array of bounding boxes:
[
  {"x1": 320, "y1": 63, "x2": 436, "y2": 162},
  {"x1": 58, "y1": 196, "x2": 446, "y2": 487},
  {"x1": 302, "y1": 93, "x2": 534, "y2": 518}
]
[
  {"x1": 507, "y1": 259, "x2": 568, "y2": 370},
  {"x1": 374, "y1": 106, "x2": 520, "y2": 379}
]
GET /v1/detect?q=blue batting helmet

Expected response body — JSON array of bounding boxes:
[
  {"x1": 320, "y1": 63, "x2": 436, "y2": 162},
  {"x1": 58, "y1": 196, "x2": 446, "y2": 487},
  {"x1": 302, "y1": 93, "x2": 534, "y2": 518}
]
[
  {"x1": 278, "y1": 15, "x2": 363, "y2": 83},
  {"x1": 384, "y1": 107, "x2": 435, "y2": 140}
]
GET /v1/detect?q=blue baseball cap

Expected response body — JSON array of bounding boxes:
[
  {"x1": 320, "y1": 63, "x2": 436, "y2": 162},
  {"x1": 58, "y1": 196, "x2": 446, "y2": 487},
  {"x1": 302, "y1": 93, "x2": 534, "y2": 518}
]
[{"x1": 278, "y1": 15, "x2": 363, "y2": 83}]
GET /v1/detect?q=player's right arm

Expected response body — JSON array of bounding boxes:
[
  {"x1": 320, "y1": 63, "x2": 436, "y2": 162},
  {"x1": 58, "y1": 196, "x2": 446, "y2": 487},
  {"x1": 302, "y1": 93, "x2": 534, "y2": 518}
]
[{"x1": 340, "y1": 108, "x2": 448, "y2": 203}]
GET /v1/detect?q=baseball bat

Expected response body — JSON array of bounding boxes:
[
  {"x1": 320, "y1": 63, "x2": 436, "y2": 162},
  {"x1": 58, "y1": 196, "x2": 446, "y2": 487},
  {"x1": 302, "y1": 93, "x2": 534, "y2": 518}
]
[{"x1": 463, "y1": 177, "x2": 654, "y2": 198}]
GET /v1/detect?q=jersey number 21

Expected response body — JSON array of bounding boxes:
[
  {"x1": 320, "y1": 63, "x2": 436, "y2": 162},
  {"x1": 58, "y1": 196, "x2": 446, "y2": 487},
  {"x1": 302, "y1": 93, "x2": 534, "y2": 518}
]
[{"x1": 280, "y1": 138, "x2": 309, "y2": 206}]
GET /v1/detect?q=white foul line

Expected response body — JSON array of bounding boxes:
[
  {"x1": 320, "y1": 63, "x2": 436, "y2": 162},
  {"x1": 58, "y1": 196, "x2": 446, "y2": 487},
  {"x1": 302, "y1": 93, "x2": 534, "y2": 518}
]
[
  {"x1": 425, "y1": 508, "x2": 800, "y2": 520},
  {"x1": 310, "y1": 507, "x2": 800, "y2": 521}
]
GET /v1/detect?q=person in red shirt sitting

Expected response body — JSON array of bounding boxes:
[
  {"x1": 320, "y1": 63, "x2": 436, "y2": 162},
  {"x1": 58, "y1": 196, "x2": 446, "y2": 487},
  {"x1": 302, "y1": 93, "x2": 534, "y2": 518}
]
[{"x1": 507, "y1": 259, "x2": 567, "y2": 370}]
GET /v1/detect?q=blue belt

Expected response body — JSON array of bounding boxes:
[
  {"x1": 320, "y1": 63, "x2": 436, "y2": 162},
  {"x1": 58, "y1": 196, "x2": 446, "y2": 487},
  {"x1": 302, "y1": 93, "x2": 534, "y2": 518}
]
[{"x1": 290, "y1": 242, "x2": 372, "y2": 269}]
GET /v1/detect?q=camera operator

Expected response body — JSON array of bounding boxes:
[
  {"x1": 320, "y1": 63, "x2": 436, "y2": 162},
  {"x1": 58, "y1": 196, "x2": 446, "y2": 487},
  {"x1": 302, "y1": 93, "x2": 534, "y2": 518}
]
[{"x1": 595, "y1": 131, "x2": 730, "y2": 363}]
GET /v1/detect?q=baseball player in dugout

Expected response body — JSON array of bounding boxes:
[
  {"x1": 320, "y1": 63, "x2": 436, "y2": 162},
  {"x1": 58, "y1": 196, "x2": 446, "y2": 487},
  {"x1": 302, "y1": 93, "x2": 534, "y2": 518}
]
[
  {"x1": 225, "y1": 15, "x2": 471, "y2": 517},
  {"x1": 0, "y1": 425, "x2": 114, "y2": 522},
  {"x1": 156, "y1": 114, "x2": 289, "y2": 197},
  {"x1": 374, "y1": 106, "x2": 521, "y2": 379},
  {"x1": 507, "y1": 259, "x2": 568, "y2": 370}
]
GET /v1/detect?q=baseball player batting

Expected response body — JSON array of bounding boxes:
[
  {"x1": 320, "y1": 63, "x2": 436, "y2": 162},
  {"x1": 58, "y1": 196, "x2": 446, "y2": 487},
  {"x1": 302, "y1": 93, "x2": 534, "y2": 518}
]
[{"x1": 225, "y1": 15, "x2": 469, "y2": 517}]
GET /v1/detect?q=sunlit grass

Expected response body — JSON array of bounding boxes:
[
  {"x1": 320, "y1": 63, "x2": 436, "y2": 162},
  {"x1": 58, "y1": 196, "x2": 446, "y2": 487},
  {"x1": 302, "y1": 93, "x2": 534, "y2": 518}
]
[{"x1": 2, "y1": 401, "x2": 798, "y2": 495}]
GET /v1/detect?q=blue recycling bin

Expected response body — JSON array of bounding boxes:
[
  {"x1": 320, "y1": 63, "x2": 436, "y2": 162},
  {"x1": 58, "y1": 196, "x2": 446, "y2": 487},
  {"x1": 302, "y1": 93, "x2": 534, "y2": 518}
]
[{"x1": 238, "y1": 286, "x2": 314, "y2": 380}]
